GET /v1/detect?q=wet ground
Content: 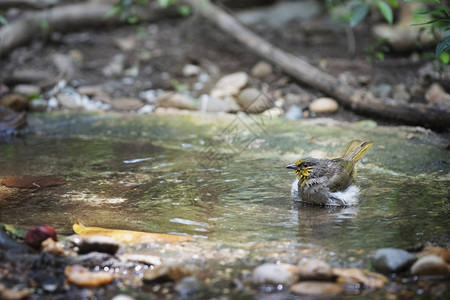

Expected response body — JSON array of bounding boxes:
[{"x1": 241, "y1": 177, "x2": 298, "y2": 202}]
[{"x1": 0, "y1": 112, "x2": 449, "y2": 298}]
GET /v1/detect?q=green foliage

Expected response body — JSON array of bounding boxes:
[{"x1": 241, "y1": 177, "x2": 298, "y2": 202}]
[
  {"x1": 327, "y1": 0, "x2": 398, "y2": 27},
  {"x1": 405, "y1": 0, "x2": 450, "y2": 63},
  {"x1": 105, "y1": 0, "x2": 149, "y2": 23}
]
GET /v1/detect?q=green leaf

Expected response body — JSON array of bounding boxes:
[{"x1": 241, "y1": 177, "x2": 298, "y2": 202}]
[
  {"x1": 376, "y1": 0, "x2": 394, "y2": 24},
  {"x1": 0, "y1": 14, "x2": 7, "y2": 25},
  {"x1": 350, "y1": 4, "x2": 369, "y2": 27},
  {"x1": 404, "y1": 0, "x2": 440, "y2": 2},
  {"x1": 384, "y1": 0, "x2": 398, "y2": 8},
  {"x1": 439, "y1": 51, "x2": 450, "y2": 64},
  {"x1": 178, "y1": 4, "x2": 191, "y2": 16},
  {"x1": 436, "y1": 35, "x2": 450, "y2": 59}
]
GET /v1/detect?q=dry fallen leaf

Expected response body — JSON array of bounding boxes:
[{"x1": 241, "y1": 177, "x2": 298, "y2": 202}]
[
  {"x1": 65, "y1": 265, "x2": 115, "y2": 287},
  {"x1": 73, "y1": 220, "x2": 192, "y2": 244}
]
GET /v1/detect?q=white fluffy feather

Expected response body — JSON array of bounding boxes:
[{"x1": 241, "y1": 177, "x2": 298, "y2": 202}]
[{"x1": 291, "y1": 179, "x2": 360, "y2": 206}]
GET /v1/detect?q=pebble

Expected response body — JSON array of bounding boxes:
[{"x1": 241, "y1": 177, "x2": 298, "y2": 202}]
[
  {"x1": 410, "y1": 255, "x2": 449, "y2": 276},
  {"x1": 143, "y1": 264, "x2": 190, "y2": 283},
  {"x1": 182, "y1": 64, "x2": 201, "y2": 77},
  {"x1": 103, "y1": 54, "x2": 125, "y2": 77},
  {"x1": 370, "y1": 248, "x2": 417, "y2": 273},
  {"x1": 392, "y1": 84, "x2": 411, "y2": 102},
  {"x1": 13, "y1": 84, "x2": 41, "y2": 96},
  {"x1": 425, "y1": 83, "x2": 450, "y2": 104},
  {"x1": 291, "y1": 281, "x2": 342, "y2": 295},
  {"x1": 211, "y1": 72, "x2": 248, "y2": 98},
  {"x1": 297, "y1": 259, "x2": 335, "y2": 281},
  {"x1": 156, "y1": 92, "x2": 197, "y2": 110},
  {"x1": 0, "y1": 94, "x2": 29, "y2": 111},
  {"x1": 262, "y1": 107, "x2": 284, "y2": 118},
  {"x1": 29, "y1": 98, "x2": 47, "y2": 112},
  {"x1": 73, "y1": 235, "x2": 120, "y2": 255},
  {"x1": 175, "y1": 276, "x2": 200, "y2": 298},
  {"x1": 372, "y1": 84, "x2": 392, "y2": 98},
  {"x1": 309, "y1": 97, "x2": 338, "y2": 114},
  {"x1": 252, "y1": 263, "x2": 298, "y2": 286},
  {"x1": 284, "y1": 105, "x2": 302, "y2": 120},
  {"x1": 201, "y1": 95, "x2": 240, "y2": 113},
  {"x1": 111, "y1": 295, "x2": 135, "y2": 300},
  {"x1": 250, "y1": 61, "x2": 273, "y2": 78},
  {"x1": 237, "y1": 88, "x2": 272, "y2": 113},
  {"x1": 111, "y1": 97, "x2": 145, "y2": 111},
  {"x1": 419, "y1": 246, "x2": 450, "y2": 263},
  {"x1": 53, "y1": 53, "x2": 77, "y2": 80},
  {"x1": 77, "y1": 85, "x2": 105, "y2": 97}
]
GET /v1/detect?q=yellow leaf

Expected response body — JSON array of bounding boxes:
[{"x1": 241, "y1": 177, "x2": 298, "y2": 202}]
[{"x1": 73, "y1": 220, "x2": 191, "y2": 243}]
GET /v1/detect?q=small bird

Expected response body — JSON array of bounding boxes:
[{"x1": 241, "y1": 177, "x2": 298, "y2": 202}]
[{"x1": 286, "y1": 140, "x2": 373, "y2": 206}]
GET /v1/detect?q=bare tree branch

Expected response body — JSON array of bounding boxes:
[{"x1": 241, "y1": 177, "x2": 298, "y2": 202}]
[{"x1": 182, "y1": 0, "x2": 450, "y2": 130}]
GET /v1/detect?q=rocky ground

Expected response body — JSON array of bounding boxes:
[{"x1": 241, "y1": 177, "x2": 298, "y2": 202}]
[
  {"x1": 0, "y1": 1, "x2": 449, "y2": 299},
  {"x1": 1, "y1": 1, "x2": 449, "y2": 135}
]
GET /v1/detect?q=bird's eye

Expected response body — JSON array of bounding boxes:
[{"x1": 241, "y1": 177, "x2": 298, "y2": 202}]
[{"x1": 295, "y1": 159, "x2": 303, "y2": 166}]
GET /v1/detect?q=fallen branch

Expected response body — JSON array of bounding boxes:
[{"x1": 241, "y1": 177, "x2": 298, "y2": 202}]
[
  {"x1": 183, "y1": 0, "x2": 450, "y2": 130},
  {"x1": 0, "y1": 1, "x2": 179, "y2": 57}
]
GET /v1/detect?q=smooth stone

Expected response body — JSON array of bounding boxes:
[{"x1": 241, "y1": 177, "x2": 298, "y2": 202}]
[
  {"x1": 156, "y1": 92, "x2": 197, "y2": 110},
  {"x1": 182, "y1": 64, "x2": 201, "y2": 77},
  {"x1": 284, "y1": 105, "x2": 302, "y2": 120},
  {"x1": 309, "y1": 97, "x2": 338, "y2": 114},
  {"x1": 373, "y1": 24, "x2": 439, "y2": 52},
  {"x1": 419, "y1": 246, "x2": 450, "y2": 263},
  {"x1": 370, "y1": 248, "x2": 417, "y2": 273},
  {"x1": 111, "y1": 97, "x2": 145, "y2": 111},
  {"x1": 425, "y1": 83, "x2": 450, "y2": 104},
  {"x1": 211, "y1": 72, "x2": 248, "y2": 98},
  {"x1": 250, "y1": 61, "x2": 273, "y2": 78},
  {"x1": 291, "y1": 281, "x2": 342, "y2": 295},
  {"x1": 102, "y1": 54, "x2": 125, "y2": 77},
  {"x1": 74, "y1": 235, "x2": 120, "y2": 255},
  {"x1": 111, "y1": 295, "x2": 135, "y2": 300},
  {"x1": 0, "y1": 94, "x2": 29, "y2": 111},
  {"x1": 143, "y1": 264, "x2": 190, "y2": 283},
  {"x1": 262, "y1": 107, "x2": 284, "y2": 118},
  {"x1": 237, "y1": 88, "x2": 272, "y2": 113},
  {"x1": 410, "y1": 255, "x2": 449, "y2": 276},
  {"x1": 297, "y1": 259, "x2": 335, "y2": 281},
  {"x1": 252, "y1": 263, "x2": 298, "y2": 286},
  {"x1": 201, "y1": 96, "x2": 240, "y2": 113},
  {"x1": 13, "y1": 84, "x2": 41, "y2": 96},
  {"x1": 77, "y1": 85, "x2": 104, "y2": 97},
  {"x1": 56, "y1": 93, "x2": 83, "y2": 109}
]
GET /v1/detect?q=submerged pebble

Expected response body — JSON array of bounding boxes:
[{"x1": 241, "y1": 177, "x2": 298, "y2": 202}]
[
  {"x1": 291, "y1": 281, "x2": 342, "y2": 295},
  {"x1": 297, "y1": 259, "x2": 335, "y2": 281},
  {"x1": 410, "y1": 255, "x2": 449, "y2": 276},
  {"x1": 370, "y1": 248, "x2": 417, "y2": 273},
  {"x1": 252, "y1": 263, "x2": 298, "y2": 286}
]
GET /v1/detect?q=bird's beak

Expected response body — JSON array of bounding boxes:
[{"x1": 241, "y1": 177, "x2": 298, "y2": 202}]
[{"x1": 286, "y1": 163, "x2": 299, "y2": 170}]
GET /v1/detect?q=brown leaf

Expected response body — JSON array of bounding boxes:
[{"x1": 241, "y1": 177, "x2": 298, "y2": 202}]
[{"x1": 1, "y1": 175, "x2": 66, "y2": 188}]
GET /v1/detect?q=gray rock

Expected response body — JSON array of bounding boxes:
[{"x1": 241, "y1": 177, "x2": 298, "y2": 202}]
[
  {"x1": 284, "y1": 105, "x2": 302, "y2": 120},
  {"x1": 13, "y1": 84, "x2": 41, "y2": 95},
  {"x1": 425, "y1": 83, "x2": 450, "y2": 104},
  {"x1": 182, "y1": 64, "x2": 201, "y2": 77},
  {"x1": 237, "y1": 88, "x2": 272, "y2": 113},
  {"x1": 103, "y1": 54, "x2": 125, "y2": 77},
  {"x1": 410, "y1": 255, "x2": 449, "y2": 276},
  {"x1": 372, "y1": 84, "x2": 392, "y2": 98},
  {"x1": 370, "y1": 248, "x2": 417, "y2": 273},
  {"x1": 175, "y1": 276, "x2": 200, "y2": 298},
  {"x1": 252, "y1": 263, "x2": 298, "y2": 286},
  {"x1": 111, "y1": 295, "x2": 135, "y2": 300}
]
